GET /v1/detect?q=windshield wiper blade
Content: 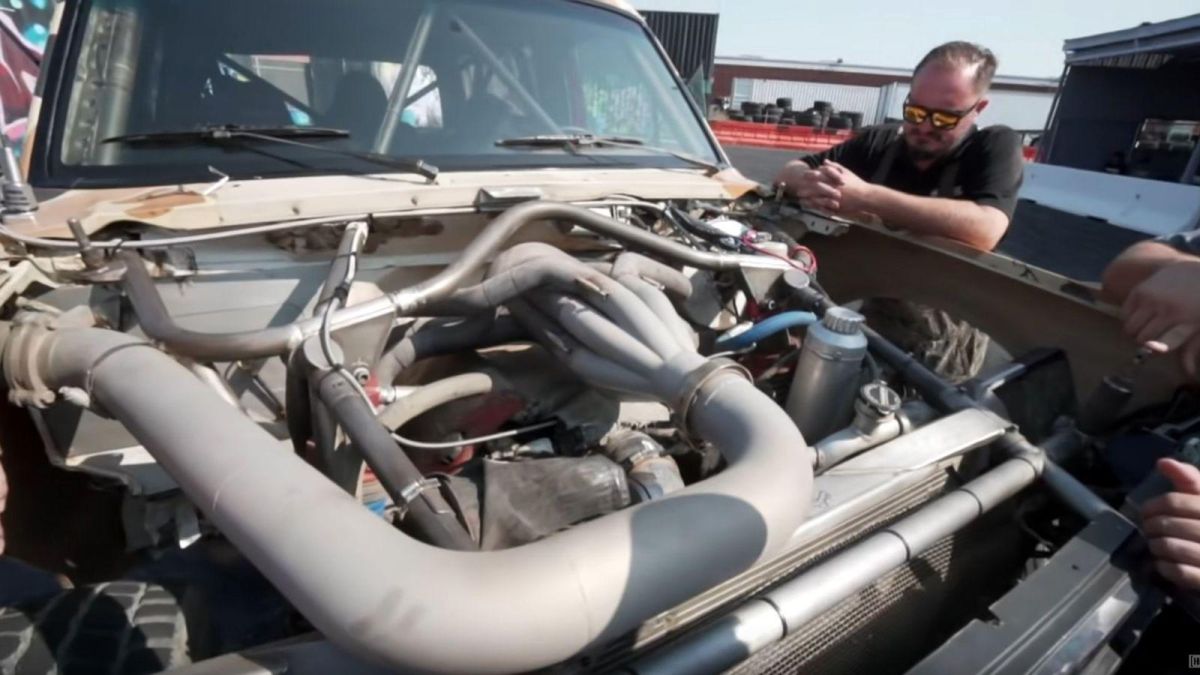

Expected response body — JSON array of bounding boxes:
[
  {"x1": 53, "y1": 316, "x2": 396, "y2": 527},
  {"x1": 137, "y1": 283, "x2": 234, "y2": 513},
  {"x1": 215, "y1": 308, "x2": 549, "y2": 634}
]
[
  {"x1": 495, "y1": 133, "x2": 645, "y2": 148},
  {"x1": 103, "y1": 125, "x2": 351, "y2": 144},
  {"x1": 103, "y1": 125, "x2": 438, "y2": 181},
  {"x1": 496, "y1": 133, "x2": 720, "y2": 174}
]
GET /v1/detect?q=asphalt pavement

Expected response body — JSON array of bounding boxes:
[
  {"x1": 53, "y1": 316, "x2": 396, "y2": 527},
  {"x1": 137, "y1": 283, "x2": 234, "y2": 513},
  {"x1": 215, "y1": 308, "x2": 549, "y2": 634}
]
[{"x1": 722, "y1": 145, "x2": 1148, "y2": 282}]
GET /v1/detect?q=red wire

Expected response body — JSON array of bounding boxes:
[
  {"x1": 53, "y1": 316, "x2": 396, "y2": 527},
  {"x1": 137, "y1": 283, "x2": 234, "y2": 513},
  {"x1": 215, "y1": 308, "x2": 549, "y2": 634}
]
[{"x1": 740, "y1": 234, "x2": 818, "y2": 275}]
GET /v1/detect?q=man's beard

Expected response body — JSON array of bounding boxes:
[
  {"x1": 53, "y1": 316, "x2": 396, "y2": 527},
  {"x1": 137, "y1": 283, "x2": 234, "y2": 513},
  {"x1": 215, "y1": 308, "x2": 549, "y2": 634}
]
[
  {"x1": 905, "y1": 142, "x2": 942, "y2": 162},
  {"x1": 903, "y1": 131, "x2": 963, "y2": 163}
]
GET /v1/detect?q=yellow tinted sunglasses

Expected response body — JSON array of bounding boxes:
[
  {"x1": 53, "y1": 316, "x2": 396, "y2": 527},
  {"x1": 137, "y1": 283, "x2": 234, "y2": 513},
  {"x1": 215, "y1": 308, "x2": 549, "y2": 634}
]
[{"x1": 902, "y1": 97, "x2": 980, "y2": 130}]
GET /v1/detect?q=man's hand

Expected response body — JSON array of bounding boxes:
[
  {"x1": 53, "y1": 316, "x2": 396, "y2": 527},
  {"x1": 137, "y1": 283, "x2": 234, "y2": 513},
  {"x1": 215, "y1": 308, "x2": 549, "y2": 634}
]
[
  {"x1": 773, "y1": 160, "x2": 842, "y2": 212},
  {"x1": 1143, "y1": 458, "x2": 1200, "y2": 590},
  {"x1": 1121, "y1": 259, "x2": 1200, "y2": 378},
  {"x1": 814, "y1": 161, "x2": 876, "y2": 214}
]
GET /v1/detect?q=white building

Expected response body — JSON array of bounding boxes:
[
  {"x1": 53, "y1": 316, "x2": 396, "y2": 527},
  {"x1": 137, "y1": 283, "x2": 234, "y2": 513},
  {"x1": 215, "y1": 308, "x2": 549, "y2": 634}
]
[{"x1": 713, "y1": 56, "x2": 1059, "y2": 132}]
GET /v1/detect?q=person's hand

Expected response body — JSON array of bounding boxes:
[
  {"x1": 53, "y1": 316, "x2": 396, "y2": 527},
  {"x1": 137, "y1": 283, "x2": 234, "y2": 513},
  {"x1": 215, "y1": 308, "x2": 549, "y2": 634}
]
[
  {"x1": 773, "y1": 160, "x2": 842, "y2": 212},
  {"x1": 814, "y1": 160, "x2": 877, "y2": 214},
  {"x1": 1143, "y1": 458, "x2": 1200, "y2": 590},
  {"x1": 1118, "y1": 257, "x2": 1200, "y2": 348}
]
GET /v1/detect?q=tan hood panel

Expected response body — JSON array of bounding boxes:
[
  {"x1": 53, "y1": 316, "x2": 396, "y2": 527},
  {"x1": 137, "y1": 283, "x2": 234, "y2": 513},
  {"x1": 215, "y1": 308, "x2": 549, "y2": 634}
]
[{"x1": 19, "y1": 168, "x2": 744, "y2": 239}]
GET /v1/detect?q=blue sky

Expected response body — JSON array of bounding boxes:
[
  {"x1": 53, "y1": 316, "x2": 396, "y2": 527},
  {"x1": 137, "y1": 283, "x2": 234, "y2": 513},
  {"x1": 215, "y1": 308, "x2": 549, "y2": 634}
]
[{"x1": 632, "y1": 0, "x2": 1199, "y2": 78}]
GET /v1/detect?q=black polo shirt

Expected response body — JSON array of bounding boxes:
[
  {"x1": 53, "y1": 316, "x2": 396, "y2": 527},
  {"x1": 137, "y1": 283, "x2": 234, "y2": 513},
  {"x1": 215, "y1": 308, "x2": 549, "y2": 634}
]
[{"x1": 802, "y1": 123, "x2": 1025, "y2": 219}]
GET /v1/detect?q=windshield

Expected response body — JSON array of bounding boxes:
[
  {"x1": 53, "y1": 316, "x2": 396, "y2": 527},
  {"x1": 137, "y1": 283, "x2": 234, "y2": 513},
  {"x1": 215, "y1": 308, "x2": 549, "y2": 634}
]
[{"x1": 41, "y1": 0, "x2": 722, "y2": 186}]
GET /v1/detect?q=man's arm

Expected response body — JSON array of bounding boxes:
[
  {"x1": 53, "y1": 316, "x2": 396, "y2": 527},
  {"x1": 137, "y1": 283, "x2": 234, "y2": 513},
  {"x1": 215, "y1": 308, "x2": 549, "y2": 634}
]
[
  {"x1": 849, "y1": 180, "x2": 1009, "y2": 250},
  {"x1": 817, "y1": 161, "x2": 1009, "y2": 250},
  {"x1": 1102, "y1": 229, "x2": 1200, "y2": 378},
  {"x1": 1102, "y1": 239, "x2": 1197, "y2": 305}
]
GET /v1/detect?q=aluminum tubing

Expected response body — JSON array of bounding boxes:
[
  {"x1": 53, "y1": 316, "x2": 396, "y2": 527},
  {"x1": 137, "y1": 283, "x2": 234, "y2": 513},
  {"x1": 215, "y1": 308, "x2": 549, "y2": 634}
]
[
  {"x1": 768, "y1": 455, "x2": 1040, "y2": 633},
  {"x1": 310, "y1": 201, "x2": 792, "y2": 336},
  {"x1": 118, "y1": 203, "x2": 786, "y2": 361},
  {"x1": 813, "y1": 401, "x2": 937, "y2": 472},
  {"x1": 630, "y1": 455, "x2": 1040, "y2": 675},
  {"x1": 118, "y1": 252, "x2": 302, "y2": 360},
  {"x1": 32, "y1": 328, "x2": 810, "y2": 674},
  {"x1": 812, "y1": 417, "x2": 903, "y2": 472},
  {"x1": 376, "y1": 372, "x2": 495, "y2": 434}
]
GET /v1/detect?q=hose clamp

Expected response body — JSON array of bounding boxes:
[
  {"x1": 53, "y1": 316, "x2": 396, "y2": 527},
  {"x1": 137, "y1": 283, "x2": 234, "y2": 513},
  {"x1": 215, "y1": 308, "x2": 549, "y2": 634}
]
[
  {"x1": 673, "y1": 357, "x2": 751, "y2": 436},
  {"x1": 394, "y1": 477, "x2": 443, "y2": 520}
]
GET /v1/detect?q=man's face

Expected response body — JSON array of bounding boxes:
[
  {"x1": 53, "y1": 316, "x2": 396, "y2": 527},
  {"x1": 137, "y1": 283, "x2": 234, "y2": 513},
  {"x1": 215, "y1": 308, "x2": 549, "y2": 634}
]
[{"x1": 902, "y1": 64, "x2": 988, "y2": 162}]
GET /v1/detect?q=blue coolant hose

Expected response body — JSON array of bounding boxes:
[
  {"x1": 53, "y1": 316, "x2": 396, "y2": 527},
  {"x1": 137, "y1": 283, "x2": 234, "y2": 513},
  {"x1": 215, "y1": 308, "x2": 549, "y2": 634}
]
[{"x1": 714, "y1": 311, "x2": 819, "y2": 351}]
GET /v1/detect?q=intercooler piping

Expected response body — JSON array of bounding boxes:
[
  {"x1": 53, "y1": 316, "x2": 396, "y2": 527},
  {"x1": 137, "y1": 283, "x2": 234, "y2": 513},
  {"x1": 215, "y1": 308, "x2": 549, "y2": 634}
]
[
  {"x1": 8, "y1": 277, "x2": 812, "y2": 674},
  {"x1": 116, "y1": 201, "x2": 789, "y2": 361}
]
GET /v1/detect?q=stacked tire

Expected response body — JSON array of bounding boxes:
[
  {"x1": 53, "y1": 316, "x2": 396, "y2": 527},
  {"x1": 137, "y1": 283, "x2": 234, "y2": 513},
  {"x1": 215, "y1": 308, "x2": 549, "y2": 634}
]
[
  {"x1": 0, "y1": 582, "x2": 200, "y2": 674},
  {"x1": 838, "y1": 111, "x2": 864, "y2": 130}
]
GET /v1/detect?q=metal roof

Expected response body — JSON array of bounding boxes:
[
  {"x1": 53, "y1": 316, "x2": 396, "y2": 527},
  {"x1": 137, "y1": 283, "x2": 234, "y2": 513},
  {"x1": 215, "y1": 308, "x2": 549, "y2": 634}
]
[
  {"x1": 1063, "y1": 13, "x2": 1200, "y2": 65},
  {"x1": 713, "y1": 56, "x2": 1060, "y2": 89}
]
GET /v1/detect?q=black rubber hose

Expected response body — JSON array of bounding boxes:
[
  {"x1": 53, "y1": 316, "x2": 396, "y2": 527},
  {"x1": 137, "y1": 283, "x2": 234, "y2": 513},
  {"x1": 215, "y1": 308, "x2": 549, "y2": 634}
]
[
  {"x1": 788, "y1": 284, "x2": 974, "y2": 413},
  {"x1": 284, "y1": 349, "x2": 313, "y2": 457},
  {"x1": 858, "y1": 324, "x2": 978, "y2": 414},
  {"x1": 315, "y1": 368, "x2": 475, "y2": 550}
]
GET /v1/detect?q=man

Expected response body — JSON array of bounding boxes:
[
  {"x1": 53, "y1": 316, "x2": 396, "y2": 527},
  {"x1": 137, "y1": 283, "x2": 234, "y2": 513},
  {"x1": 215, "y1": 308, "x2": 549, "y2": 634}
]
[
  {"x1": 1103, "y1": 225, "x2": 1200, "y2": 590},
  {"x1": 775, "y1": 42, "x2": 1025, "y2": 382},
  {"x1": 775, "y1": 41, "x2": 1024, "y2": 252}
]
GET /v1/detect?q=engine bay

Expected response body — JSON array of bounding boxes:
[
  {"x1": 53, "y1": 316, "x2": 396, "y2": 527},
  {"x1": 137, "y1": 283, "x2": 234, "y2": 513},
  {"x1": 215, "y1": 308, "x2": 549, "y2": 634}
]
[{"x1": 0, "y1": 192, "x2": 1196, "y2": 674}]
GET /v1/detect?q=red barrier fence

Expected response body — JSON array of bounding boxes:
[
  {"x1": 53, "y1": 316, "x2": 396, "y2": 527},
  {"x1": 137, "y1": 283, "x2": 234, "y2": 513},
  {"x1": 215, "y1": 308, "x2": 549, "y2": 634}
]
[{"x1": 710, "y1": 120, "x2": 854, "y2": 153}]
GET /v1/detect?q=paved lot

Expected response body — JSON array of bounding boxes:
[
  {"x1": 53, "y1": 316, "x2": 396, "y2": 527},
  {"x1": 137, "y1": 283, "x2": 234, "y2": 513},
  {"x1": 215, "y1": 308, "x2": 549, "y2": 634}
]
[{"x1": 723, "y1": 145, "x2": 1149, "y2": 282}]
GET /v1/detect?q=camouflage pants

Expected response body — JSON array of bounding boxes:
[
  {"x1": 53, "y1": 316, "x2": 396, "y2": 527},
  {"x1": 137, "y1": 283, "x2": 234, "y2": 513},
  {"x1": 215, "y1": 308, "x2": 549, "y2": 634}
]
[{"x1": 860, "y1": 298, "x2": 990, "y2": 385}]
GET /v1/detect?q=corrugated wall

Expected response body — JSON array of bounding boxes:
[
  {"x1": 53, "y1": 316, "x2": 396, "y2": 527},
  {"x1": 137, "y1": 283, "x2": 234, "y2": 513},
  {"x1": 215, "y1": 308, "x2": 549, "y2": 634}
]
[
  {"x1": 642, "y1": 11, "x2": 719, "y2": 80},
  {"x1": 733, "y1": 78, "x2": 882, "y2": 119}
]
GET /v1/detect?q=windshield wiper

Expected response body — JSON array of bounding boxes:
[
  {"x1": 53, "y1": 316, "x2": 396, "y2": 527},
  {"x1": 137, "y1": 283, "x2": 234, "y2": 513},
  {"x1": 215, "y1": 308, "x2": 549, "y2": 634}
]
[
  {"x1": 103, "y1": 125, "x2": 439, "y2": 181},
  {"x1": 496, "y1": 133, "x2": 721, "y2": 174}
]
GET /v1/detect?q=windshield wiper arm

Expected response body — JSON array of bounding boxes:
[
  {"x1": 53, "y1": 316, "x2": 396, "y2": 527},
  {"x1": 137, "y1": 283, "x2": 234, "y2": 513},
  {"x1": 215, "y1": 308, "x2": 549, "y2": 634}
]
[
  {"x1": 496, "y1": 133, "x2": 721, "y2": 174},
  {"x1": 103, "y1": 125, "x2": 351, "y2": 144},
  {"x1": 496, "y1": 133, "x2": 646, "y2": 148},
  {"x1": 103, "y1": 125, "x2": 439, "y2": 181}
]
